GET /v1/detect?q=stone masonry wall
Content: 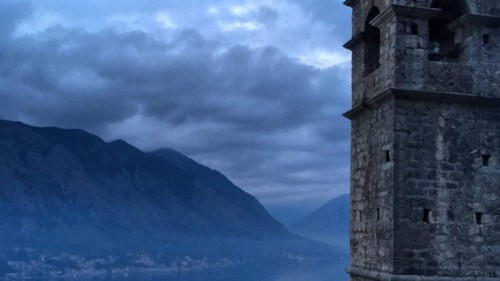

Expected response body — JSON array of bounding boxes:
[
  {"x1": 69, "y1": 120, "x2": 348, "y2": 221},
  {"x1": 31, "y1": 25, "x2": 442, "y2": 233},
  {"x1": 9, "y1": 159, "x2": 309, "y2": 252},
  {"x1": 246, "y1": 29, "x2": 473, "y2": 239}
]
[
  {"x1": 350, "y1": 99, "x2": 395, "y2": 274},
  {"x1": 393, "y1": 99, "x2": 500, "y2": 277}
]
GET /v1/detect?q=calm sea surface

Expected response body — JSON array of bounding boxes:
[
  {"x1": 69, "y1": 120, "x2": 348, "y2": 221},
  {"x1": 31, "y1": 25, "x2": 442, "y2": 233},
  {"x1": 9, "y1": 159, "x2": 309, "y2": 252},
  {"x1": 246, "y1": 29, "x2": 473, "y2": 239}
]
[{"x1": 52, "y1": 261, "x2": 348, "y2": 281}]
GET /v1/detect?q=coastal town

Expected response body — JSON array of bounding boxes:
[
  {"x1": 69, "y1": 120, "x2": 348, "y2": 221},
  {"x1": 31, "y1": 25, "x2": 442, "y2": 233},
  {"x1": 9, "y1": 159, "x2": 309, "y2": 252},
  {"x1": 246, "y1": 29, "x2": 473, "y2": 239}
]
[{"x1": 3, "y1": 250, "x2": 241, "y2": 279}]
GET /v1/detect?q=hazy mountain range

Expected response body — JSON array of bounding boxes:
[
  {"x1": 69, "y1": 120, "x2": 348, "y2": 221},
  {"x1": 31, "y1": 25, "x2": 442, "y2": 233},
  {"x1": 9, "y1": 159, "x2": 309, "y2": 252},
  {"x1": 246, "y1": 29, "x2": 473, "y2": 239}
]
[
  {"x1": 0, "y1": 120, "x2": 343, "y2": 264},
  {"x1": 289, "y1": 194, "x2": 349, "y2": 249}
]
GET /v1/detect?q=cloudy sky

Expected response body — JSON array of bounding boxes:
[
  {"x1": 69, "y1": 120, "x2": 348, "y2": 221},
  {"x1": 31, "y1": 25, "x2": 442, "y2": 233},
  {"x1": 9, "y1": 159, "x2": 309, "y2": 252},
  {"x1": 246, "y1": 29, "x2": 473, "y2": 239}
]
[{"x1": 0, "y1": 0, "x2": 352, "y2": 223}]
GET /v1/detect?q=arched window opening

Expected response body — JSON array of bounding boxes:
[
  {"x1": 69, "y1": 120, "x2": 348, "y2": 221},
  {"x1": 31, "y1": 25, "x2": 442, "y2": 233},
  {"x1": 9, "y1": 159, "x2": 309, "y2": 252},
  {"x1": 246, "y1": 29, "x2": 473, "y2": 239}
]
[
  {"x1": 428, "y1": 0, "x2": 467, "y2": 62},
  {"x1": 364, "y1": 7, "x2": 381, "y2": 77}
]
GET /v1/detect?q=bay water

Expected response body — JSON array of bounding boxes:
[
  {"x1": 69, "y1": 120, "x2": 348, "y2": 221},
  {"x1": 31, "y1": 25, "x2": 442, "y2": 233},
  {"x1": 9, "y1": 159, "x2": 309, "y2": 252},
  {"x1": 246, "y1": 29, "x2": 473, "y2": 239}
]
[{"x1": 52, "y1": 261, "x2": 348, "y2": 281}]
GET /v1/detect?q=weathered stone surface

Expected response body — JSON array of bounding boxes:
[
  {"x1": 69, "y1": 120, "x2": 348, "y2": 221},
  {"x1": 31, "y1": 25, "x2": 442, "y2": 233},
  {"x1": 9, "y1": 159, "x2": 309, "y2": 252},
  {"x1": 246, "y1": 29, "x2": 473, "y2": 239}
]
[{"x1": 344, "y1": 0, "x2": 500, "y2": 280}]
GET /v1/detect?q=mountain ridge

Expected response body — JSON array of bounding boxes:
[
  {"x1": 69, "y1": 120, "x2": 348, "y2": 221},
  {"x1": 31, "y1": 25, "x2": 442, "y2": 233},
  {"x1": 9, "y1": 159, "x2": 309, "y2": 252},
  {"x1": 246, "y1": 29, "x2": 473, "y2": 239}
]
[
  {"x1": 0, "y1": 119, "x2": 297, "y2": 255},
  {"x1": 289, "y1": 193, "x2": 349, "y2": 249}
]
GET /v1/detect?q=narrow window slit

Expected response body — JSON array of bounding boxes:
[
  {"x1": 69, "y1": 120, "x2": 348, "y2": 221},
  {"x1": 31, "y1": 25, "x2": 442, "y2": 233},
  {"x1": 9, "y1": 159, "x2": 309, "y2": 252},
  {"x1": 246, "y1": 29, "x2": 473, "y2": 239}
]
[
  {"x1": 377, "y1": 208, "x2": 381, "y2": 221},
  {"x1": 385, "y1": 150, "x2": 391, "y2": 163},
  {"x1": 483, "y1": 34, "x2": 490, "y2": 44},
  {"x1": 476, "y1": 212, "x2": 483, "y2": 225},
  {"x1": 447, "y1": 210, "x2": 455, "y2": 222},
  {"x1": 423, "y1": 209, "x2": 430, "y2": 224},
  {"x1": 482, "y1": 154, "x2": 491, "y2": 166},
  {"x1": 411, "y1": 23, "x2": 419, "y2": 35}
]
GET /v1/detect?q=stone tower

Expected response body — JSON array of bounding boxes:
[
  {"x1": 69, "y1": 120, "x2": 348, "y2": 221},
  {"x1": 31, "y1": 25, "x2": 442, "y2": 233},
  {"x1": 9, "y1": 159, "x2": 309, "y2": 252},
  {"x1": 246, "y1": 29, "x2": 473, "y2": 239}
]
[{"x1": 343, "y1": 0, "x2": 500, "y2": 280}]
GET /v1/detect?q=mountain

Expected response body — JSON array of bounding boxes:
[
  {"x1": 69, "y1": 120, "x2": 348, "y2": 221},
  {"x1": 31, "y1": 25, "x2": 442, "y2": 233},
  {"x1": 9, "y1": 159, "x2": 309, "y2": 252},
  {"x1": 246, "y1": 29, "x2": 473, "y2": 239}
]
[
  {"x1": 0, "y1": 120, "x2": 338, "y2": 258},
  {"x1": 289, "y1": 194, "x2": 349, "y2": 249},
  {"x1": 150, "y1": 148, "x2": 283, "y2": 238}
]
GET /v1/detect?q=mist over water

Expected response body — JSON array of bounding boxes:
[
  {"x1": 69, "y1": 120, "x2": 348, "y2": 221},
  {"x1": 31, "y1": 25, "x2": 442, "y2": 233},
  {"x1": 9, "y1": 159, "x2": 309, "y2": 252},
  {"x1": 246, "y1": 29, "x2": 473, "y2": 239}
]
[{"x1": 56, "y1": 262, "x2": 348, "y2": 281}]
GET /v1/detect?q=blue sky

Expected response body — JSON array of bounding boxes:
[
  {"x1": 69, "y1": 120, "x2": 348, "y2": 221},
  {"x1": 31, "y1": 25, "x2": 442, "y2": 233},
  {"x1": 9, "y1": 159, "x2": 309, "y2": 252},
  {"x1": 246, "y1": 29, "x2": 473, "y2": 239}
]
[{"x1": 0, "y1": 0, "x2": 352, "y2": 223}]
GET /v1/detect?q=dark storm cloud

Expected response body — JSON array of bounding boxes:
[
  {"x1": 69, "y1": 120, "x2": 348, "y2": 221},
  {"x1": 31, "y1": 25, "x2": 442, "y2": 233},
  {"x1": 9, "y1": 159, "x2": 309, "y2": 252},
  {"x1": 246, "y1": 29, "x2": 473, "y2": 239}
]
[
  {"x1": 0, "y1": 0, "x2": 351, "y2": 221},
  {"x1": 2, "y1": 25, "x2": 342, "y2": 134},
  {"x1": 1, "y1": 28, "x2": 141, "y2": 127}
]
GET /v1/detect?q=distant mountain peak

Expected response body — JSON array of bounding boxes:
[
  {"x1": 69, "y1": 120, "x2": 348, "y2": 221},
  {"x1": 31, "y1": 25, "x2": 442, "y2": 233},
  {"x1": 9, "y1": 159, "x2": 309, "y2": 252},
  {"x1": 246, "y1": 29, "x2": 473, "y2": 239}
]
[{"x1": 289, "y1": 193, "x2": 349, "y2": 249}]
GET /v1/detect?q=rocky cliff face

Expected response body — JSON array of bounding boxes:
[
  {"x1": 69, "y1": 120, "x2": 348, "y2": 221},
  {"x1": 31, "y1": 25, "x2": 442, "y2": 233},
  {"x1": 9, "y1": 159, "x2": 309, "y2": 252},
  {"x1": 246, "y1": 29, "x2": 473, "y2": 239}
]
[{"x1": 0, "y1": 120, "x2": 293, "y2": 256}]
